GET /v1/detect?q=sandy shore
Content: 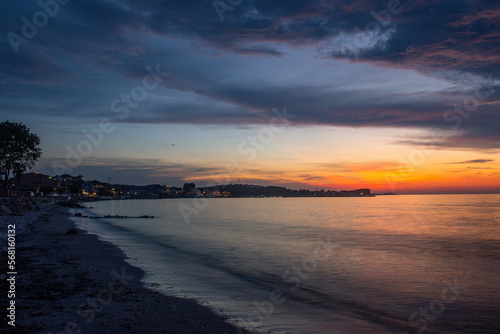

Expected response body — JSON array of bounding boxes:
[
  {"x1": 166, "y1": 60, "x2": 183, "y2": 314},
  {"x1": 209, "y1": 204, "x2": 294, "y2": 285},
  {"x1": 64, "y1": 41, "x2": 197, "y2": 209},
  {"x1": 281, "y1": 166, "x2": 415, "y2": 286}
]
[{"x1": 1, "y1": 205, "x2": 251, "y2": 333}]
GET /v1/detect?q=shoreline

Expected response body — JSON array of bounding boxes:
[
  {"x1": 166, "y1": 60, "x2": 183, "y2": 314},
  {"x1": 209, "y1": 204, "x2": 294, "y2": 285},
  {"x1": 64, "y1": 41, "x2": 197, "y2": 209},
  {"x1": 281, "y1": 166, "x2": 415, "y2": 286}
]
[{"x1": 0, "y1": 204, "x2": 251, "y2": 333}]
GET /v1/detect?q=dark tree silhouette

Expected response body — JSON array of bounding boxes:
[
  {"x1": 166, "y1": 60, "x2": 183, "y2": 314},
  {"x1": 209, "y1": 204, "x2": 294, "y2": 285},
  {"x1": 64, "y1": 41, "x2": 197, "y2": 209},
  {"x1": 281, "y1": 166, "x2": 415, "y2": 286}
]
[
  {"x1": 183, "y1": 182, "x2": 196, "y2": 192},
  {"x1": 69, "y1": 175, "x2": 84, "y2": 195},
  {"x1": 0, "y1": 121, "x2": 42, "y2": 190}
]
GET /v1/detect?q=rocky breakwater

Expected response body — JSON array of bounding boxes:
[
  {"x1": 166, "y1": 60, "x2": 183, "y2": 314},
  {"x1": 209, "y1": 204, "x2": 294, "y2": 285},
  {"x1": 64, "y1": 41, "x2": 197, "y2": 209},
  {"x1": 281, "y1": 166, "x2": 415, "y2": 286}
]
[
  {"x1": 56, "y1": 197, "x2": 86, "y2": 208},
  {"x1": 0, "y1": 196, "x2": 41, "y2": 216},
  {"x1": 0, "y1": 197, "x2": 45, "y2": 253}
]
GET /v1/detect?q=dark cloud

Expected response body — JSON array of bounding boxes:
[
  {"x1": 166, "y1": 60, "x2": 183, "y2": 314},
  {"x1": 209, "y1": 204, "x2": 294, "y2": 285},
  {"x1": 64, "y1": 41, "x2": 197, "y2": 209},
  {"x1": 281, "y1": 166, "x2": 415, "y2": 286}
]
[
  {"x1": 0, "y1": 50, "x2": 76, "y2": 85},
  {"x1": 233, "y1": 45, "x2": 284, "y2": 57},
  {"x1": 395, "y1": 128, "x2": 500, "y2": 151},
  {"x1": 3, "y1": 1, "x2": 500, "y2": 75},
  {"x1": 447, "y1": 159, "x2": 494, "y2": 164},
  {"x1": 337, "y1": 1, "x2": 500, "y2": 76}
]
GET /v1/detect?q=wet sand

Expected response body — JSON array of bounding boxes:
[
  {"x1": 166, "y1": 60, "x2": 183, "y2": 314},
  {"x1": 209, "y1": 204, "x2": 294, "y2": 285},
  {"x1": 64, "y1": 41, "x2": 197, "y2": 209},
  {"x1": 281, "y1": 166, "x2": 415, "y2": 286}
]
[{"x1": 0, "y1": 205, "x2": 251, "y2": 333}]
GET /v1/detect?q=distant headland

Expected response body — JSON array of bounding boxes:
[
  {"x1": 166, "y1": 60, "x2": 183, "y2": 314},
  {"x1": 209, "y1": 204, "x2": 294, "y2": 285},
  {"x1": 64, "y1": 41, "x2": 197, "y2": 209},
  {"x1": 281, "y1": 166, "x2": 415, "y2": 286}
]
[{"x1": 2, "y1": 172, "x2": 377, "y2": 199}]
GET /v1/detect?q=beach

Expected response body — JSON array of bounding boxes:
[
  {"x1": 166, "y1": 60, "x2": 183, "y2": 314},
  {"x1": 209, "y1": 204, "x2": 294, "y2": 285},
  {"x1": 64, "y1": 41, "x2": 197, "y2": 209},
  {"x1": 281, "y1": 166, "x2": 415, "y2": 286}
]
[{"x1": 0, "y1": 201, "x2": 250, "y2": 333}]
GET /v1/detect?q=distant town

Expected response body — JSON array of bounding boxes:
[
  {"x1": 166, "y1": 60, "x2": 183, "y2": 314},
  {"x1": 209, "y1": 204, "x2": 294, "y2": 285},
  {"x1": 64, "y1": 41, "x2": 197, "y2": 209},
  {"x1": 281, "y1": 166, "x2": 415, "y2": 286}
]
[{"x1": 4, "y1": 172, "x2": 377, "y2": 198}]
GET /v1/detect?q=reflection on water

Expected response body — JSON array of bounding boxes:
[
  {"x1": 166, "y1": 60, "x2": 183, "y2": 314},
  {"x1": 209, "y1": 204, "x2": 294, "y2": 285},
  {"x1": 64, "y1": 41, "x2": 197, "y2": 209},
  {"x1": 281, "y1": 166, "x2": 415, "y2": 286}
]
[{"x1": 74, "y1": 194, "x2": 500, "y2": 333}]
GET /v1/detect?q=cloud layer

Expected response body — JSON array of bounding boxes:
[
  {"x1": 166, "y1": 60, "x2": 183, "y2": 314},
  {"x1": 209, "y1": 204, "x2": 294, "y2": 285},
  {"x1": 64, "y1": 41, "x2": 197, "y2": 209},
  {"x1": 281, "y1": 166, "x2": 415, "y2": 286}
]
[{"x1": 1, "y1": 0, "x2": 499, "y2": 157}]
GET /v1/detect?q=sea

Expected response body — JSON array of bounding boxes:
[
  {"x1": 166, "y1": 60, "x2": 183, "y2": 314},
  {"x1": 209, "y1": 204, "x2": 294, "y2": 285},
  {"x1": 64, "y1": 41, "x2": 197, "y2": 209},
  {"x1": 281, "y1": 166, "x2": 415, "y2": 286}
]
[{"x1": 72, "y1": 194, "x2": 500, "y2": 334}]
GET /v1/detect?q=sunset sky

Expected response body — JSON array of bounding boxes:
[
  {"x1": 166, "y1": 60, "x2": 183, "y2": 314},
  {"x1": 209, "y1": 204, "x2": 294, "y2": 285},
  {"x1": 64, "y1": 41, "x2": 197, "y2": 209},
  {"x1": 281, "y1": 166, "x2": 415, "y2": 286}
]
[{"x1": 1, "y1": 0, "x2": 499, "y2": 193}]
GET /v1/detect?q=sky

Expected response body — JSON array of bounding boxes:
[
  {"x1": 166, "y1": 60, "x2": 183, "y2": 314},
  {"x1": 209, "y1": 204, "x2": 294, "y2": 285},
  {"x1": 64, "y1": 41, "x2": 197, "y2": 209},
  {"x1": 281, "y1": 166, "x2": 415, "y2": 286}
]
[{"x1": 1, "y1": 0, "x2": 499, "y2": 194}]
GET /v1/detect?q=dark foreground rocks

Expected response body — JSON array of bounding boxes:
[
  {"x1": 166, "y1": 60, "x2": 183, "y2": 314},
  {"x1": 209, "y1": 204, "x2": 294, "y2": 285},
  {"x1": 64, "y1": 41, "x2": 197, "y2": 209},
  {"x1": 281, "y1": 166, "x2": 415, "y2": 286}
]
[
  {"x1": 56, "y1": 197, "x2": 86, "y2": 208},
  {"x1": 0, "y1": 197, "x2": 40, "y2": 216}
]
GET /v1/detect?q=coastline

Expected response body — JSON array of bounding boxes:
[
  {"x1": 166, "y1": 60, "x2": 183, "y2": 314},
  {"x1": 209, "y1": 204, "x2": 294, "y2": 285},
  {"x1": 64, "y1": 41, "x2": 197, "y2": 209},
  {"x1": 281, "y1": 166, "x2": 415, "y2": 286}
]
[{"x1": 0, "y1": 203, "x2": 251, "y2": 333}]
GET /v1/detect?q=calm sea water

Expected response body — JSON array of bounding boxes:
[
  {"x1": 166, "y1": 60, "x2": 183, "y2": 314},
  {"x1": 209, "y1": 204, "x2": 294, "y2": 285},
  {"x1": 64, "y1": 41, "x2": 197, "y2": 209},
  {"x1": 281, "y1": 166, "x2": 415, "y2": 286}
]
[{"x1": 73, "y1": 195, "x2": 500, "y2": 334}]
